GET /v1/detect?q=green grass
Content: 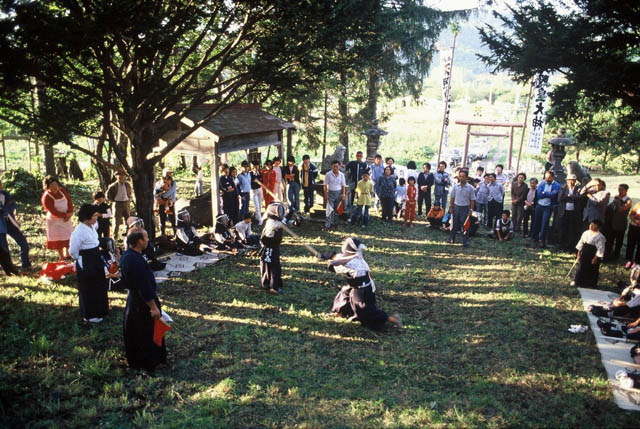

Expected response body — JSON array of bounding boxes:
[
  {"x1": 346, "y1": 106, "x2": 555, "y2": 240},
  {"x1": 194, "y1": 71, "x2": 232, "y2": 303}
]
[{"x1": 1, "y1": 176, "x2": 639, "y2": 427}]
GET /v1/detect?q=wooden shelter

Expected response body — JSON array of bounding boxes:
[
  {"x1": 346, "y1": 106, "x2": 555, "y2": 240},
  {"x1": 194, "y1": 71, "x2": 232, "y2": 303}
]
[{"x1": 158, "y1": 104, "x2": 294, "y2": 224}]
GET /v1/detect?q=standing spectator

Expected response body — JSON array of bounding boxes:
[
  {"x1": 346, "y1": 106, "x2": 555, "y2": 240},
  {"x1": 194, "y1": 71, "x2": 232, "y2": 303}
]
[
  {"x1": 474, "y1": 166, "x2": 485, "y2": 181},
  {"x1": 376, "y1": 166, "x2": 396, "y2": 223},
  {"x1": 69, "y1": 204, "x2": 109, "y2": 323},
  {"x1": 154, "y1": 174, "x2": 177, "y2": 236},
  {"x1": 41, "y1": 175, "x2": 74, "y2": 261},
  {"x1": 626, "y1": 201, "x2": 640, "y2": 268},
  {"x1": 404, "y1": 176, "x2": 417, "y2": 227},
  {"x1": 345, "y1": 151, "x2": 367, "y2": 208},
  {"x1": 350, "y1": 170, "x2": 373, "y2": 228},
  {"x1": 417, "y1": 162, "x2": 434, "y2": 217},
  {"x1": 531, "y1": 170, "x2": 560, "y2": 248},
  {"x1": 559, "y1": 174, "x2": 583, "y2": 251},
  {"x1": 284, "y1": 155, "x2": 301, "y2": 212},
  {"x1": 581, "y1": 178, "x2": 610, "y2": 227},
  {"x1": 272, "y1": 157, "x2": 285, "y2": 203},
  {"x1": 385, "y1": 157, "x2": 396, "y2": 176},
  {"x1": 193, "y1": 164, "x2": 203, "y2": 197},
  {"x1": 300, "y1": 155, "x2": 318, "y2": 214},
  {"x1": 323, "y1": 160, "x2": 347, "y2": 231},
  {"x1": 261, "y1": 160, "x2": 277, "y2": 207},
  {"x1": 121, "y1": 229, "x2": 168, "y2": 371},
  {"x1": 604, "y1": 184, "x2": 632, "y2": 262},
  {"x1": 406, "y1": 161, "x2": 418, "y2": 184},
  {"x1": 448, "y1": 170, "x2": 476, "y2": 247},
  {"x1": 395, "y1": 177, "x2": 407, "y2": 219},
  {"x1": 250, "y1": 160, "x2": 264, "y2": 225},
  {"x1": 495, "y1": 164, "x2": 507, "y2": 187},
  {"x1": 475, "y1": 175, "x2": 490, "y2": 227},
  {"x1": 237, "y1": 161, "x2": 252, "y2": 217},
  {"x1": 433, "y1": 161, "x2": 451, "y2": 212},
  {"x1": 486, "y1": 173, "x2": 504, "y2": 229},
  {"x1": 92, "y1": 191, "x2": 112, "y2": 239},
  {"x1": 0, "y1": 179, "x2": 31, "y2": 270},
  {"x1": 221, "y1": 166, "x2": 239, "y2": 224},
  {"x1": 523, "y1": 178, "x2": 538, "y2": 238},
  {"x1": 369, "y1": 154, "x2": 385, "y2": 212},
  {"x1": 511, "y1": 173, "x2": 528, "y2": 233},
  {"x1": 107, "y1": 171, "x2": 132, "y2": 239}
]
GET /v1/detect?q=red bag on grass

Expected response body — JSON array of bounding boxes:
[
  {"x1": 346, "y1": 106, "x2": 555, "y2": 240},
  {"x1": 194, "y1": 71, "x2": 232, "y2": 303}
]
[{"x1": 40, "y1": 261, "x2": 76, "y2": 280}]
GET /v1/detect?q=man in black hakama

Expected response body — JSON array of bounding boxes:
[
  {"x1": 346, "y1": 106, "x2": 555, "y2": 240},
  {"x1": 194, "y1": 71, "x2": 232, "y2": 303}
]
[
  {"x1": 320, "y1": 237, "x2": 402, "y2": 331},
  {"x1": 573, "y1": 220, "x2": 606, "y2": 288},
  {"x1": 121, "y1": 230, "x2": 167, "y2": 371},
  {"x1": 260, "y1": 203, "x2": 285, "y2": 294}
]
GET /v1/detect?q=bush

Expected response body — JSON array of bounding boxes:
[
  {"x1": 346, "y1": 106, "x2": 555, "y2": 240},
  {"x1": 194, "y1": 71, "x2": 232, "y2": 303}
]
[{"x1": 1, "y1": 168, "x2": 43, "y2": 204}]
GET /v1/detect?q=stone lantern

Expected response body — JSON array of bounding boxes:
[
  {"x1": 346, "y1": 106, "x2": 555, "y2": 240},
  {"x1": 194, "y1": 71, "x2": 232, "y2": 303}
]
[
  {"x1": 362, "y1": 120, "x2": 388, "y2": 162},
  {"x1": 548, "y1": 132, "x2": 574, "y2": 185}
]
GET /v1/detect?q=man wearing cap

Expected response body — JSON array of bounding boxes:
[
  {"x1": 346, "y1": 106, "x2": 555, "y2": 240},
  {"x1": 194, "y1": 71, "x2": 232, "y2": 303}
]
[
  {"x1": 559, "y1": 173, "x2": 584, "y2": 251},
  {"x1": 107, "y1": 171, "x2": 132, "y2": 239},
  {"x1": 345, "y1": 151, "x2": 367, "y2": 209}
]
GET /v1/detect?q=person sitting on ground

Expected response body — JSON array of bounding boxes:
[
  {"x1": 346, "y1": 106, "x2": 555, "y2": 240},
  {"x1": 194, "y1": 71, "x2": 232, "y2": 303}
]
[
  {"x1": 319, "y1": 237, "x2": 402, "y2": 331},
  {"x1": 350, "y1": 169, "x2": 373, "y2": 228},
  {"x1": 494, "y1": 209, "x2": 514, "y2": 241},
  {"x1": 572, "y1": 219, "x2": 606, "y2": 288},
  {"x1": 214, "y1": 214, "x2": 241, "y2": 253},
  {"x1": 395, "y1": 177, "x2": 407, "y2": 219},
  {"x1": 175, "y1": 208, "x2": 212, "y2": 255},
  {"x1": 467, "y1": 211, "x2": 481, "y2": 237},
  {"x1": 427, "y1": 203, "x2": 444, "y2": 229},
  {"x1": 589, "y1": 265, "x2": 640, "y2": 321},
  {"x1": 235, "y1": 212, "x2": 260, "y2": 247},
  {"x1": 92, "y1": 191, "x2": 112, "y2": 239}
]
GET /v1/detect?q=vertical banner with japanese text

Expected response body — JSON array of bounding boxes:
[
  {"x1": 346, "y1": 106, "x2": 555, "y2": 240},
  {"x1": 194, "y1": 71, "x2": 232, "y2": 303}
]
[
  {"x1": 440, "y1": 48, "x2": 453, "y2": 148},
  {"x1": 526, "y1": 73, "x2": 550, "y2": 154}
]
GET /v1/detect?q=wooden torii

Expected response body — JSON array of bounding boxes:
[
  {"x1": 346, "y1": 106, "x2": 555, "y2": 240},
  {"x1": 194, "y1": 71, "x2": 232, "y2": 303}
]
[{"x1": 453, "y1": 119, "x2": 524, "y2": 170}]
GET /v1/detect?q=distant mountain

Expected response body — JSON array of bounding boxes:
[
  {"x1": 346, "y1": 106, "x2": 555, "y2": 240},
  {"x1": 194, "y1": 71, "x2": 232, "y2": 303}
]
[{"x1": 435, "y1": 9, "x2": 507, "y2": 77}]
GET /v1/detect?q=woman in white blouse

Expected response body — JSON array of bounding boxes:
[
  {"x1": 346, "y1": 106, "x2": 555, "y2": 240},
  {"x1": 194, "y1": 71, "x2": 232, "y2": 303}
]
[{"x1": 69, "y1": 204, "x2": 109, "y2": 323}]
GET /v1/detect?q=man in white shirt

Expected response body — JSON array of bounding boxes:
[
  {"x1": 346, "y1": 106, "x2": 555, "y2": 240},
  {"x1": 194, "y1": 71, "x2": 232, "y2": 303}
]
[
  {"x1": 448, "y1": 170, "x2": 476, "y2": 247},
  {"x1": 106, "y1": 172, "x2": 132, "y2": 239},
  {"x1": 323, "y1": 160, "x2": 347, "y2": 230},
  {"x1": 234, "y1": 213, "x2": 259, "y2": 246}
]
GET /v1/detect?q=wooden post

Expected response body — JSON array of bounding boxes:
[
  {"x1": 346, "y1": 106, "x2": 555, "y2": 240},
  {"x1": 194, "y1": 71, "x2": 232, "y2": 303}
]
[
  {"x1": 211, "y1": 146, "x2": 221, "y2": 224},
  {"x1": 286, "y1": 128, "x2": 293, "y2": 161},
  {"x1": 462, "y1": 124, "x2": 471, "y2": 168},
  {"x1": 1, "y1": 137, "x2": 6, "y2": 171},
  {"x1": 277, "y1": 130, "x2": 283, "y2": 159},
  {"x1": 516, "y1": 80, "x2": 534, "y2": 173},
  {"x1": 507, "y1": 126, "x2": 514, "y2": 170}
]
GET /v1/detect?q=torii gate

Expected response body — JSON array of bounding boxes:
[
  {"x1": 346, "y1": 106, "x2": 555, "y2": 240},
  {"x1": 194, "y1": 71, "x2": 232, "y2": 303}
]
[{"x1": 453, "y1": 119, "x2": 524, "y2": 170}]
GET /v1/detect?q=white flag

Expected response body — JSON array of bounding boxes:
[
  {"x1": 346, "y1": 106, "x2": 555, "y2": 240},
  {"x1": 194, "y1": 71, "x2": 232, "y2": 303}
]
[{"x1": 526, "y1": 73, "x2": 550, "y2": 154}]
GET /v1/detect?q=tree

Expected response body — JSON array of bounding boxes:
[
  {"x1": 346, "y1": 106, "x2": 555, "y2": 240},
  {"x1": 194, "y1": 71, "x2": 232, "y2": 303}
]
[
  {"x1": 478, "y1": 0, "x2": 640, "y2": 122},
  {"x1": 0, "y1": 0, "x2": 374, "y2": 236}
]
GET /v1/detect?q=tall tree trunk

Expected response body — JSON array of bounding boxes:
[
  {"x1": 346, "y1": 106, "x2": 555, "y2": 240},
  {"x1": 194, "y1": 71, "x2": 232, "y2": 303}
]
[
  {"x1": 179, "y1": 154, "x2": 187, "y2": 170},
  {"x1": 131, "y1": 140, "x2": 158, "y2": 239},
  {"x1": 636, "y1": 151, "x2": 640, "y2": 174},
  {"x1": 34, "y1": 80, "x2": 56, "y2": 175},
  {"x1": 338, "y1": 69, "x2": 349, "y2": 162},
  {"x1": 92, "y1": 130, "x2": 113, "y2": 190},
  {"x1": 367, "y1": 68, "x2": 378, "y2": 124},
  {"x1": 602, "y1": 145, "x2": 608, "y2": 170},
  {"x1": 322, "y1": 91, "x2": 328, "y2": 162}
]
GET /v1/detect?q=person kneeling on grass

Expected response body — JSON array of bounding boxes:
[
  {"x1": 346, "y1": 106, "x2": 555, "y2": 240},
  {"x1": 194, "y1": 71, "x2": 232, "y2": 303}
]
[
  {"x1": 235, "y1": 212, "x2": 260, "y2": 247},
  {"x1": 572, "y1": 219, "x2": 606, "y2": 288},
  {"x1": 589, "y1": 265, "x2": 640, "y2": 321},
  {"x1": 494, "y1": 210, "x2": 514, "y2": 241},
  {"x1": 426, "y1": 203, "x2": 444, "y2": 229},
  {"x1": 318, "y1": 237, "x2": 402, "y2": 331},
  {"x1": 213, "y1": 214, "x2": 242, "y2": 253}
]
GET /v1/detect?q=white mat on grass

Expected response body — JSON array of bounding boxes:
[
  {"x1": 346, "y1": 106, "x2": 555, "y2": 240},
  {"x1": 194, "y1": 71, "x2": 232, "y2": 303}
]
[
  {"x1": 578, "y1": 287, "x2": 640, "y2": 411},
  {"x1": 154, "y1": 251, "x2": 228, "y2": 283}
]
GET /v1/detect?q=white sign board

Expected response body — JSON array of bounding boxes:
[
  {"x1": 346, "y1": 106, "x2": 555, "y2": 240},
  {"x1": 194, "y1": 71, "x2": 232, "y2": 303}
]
[{"x1": 526, "y1": 73, "x2": 550, "y2": 154}]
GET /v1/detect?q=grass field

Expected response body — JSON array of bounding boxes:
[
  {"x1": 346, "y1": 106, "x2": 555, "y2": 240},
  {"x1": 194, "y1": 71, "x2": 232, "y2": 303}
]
[{"x1": 1, "y1": 176, "x2": 639, "y2": 427}]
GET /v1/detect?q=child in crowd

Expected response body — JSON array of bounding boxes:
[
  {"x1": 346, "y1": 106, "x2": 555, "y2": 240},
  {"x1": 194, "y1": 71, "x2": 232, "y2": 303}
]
[
  {"x1": 351, "y1": 170, "x2": 373, "y2": 228},
  {"x1": 573, "y1": 219, "x2": 606, "y2": 288},
  {"x1": 495, "y1": 209, "x2": 513, "y2": 241},
  {"x1": 475, "y1": 176, "x2": 489, "y2": 226},
  {"x1": 404, "y1": 176, "x2": 417, "y2": 227},
  {"x1": 523, "y1": 178, "x2": 538, "y2": 238},
  {"x1": 235, "y1": 212, "x2": 260, "y2": 247},
  {"x1": 92, "y1": 191, "x2": 112, "y2": 239},
  {"x1": 154, "y1": 176, "x2": 173, "y2": 215},
  {"x1": 467, "y1": 211, "x2": 481, "y2": 237},
  {"x1": 427, "y1": 203, "x2": 444, "y2": 228},
  {"x1": 395, "y1": 177, "x2": 407, "y2": 219}
]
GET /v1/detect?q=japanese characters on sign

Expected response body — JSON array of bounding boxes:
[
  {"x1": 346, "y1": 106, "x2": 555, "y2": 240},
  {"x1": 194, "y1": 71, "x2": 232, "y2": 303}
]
[
  {"x1": 526, "y1": 73, "x2": 550, "y2": 154},
  {"x1": 440, "y1": 49, "x2": 454, "y2": 148}
]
